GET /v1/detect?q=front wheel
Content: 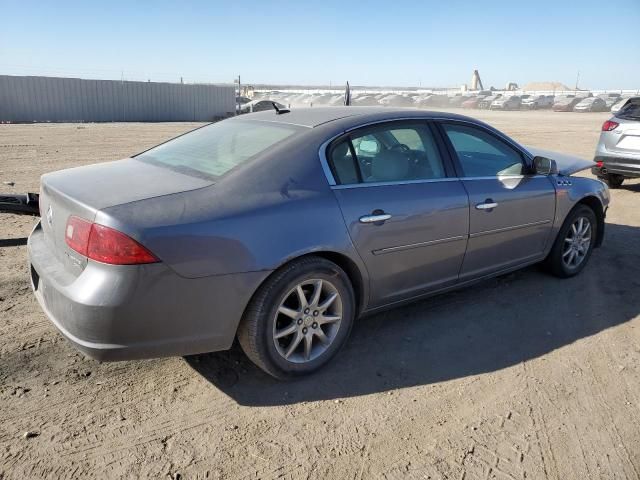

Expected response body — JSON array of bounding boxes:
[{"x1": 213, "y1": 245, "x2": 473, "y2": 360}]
[
  {"x1": 237, "y1": 257, "x2": 355, "y2": 379},
  {"x1": 543, "y1": 205, "x2": 597, "y2": 278}
]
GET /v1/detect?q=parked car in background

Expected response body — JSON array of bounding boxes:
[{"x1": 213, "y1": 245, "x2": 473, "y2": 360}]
[
  {"x1": 478, "y1": 94, "x2": 501, "y2": 109},
  {"x1": 592, "y1": 98, "x2": 640, "y2": 188},
  {"x1": 29, "y1": 107, "x2": 609, "y2": 378},
  {"x1": 574, "y1": 97, "x2": 608, "y2": 112},
  {"x1": 461, "y1": 95, "x2": 486, "y2": 109},
  {"x1": 490, "y1": 96, "x2": 521, "y2": 110},
  {"x1": 425, "y1": 94, "x2": 451, "y2": 107},
  {"x1": 553, "y1": 97, "x2": 582, "y2": 112},
  {"x1": 379, "y1": 94, "x2": 415, "y2": 107},
  {"x1": 448, "y1": 95, "x2": 470, "y2": 108},
  {"x1": 239, "y1": 99, "x2": 287, "y2": 113},
  {"x1": 521, "y1": 95, "x2": 554, "y2": 109},
  {"x1": 597, "y1": 93, "x2": 621, "y2": 108}
]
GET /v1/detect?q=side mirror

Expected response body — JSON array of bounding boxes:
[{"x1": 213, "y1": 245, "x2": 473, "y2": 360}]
[{"x1": 532, "y1": 156, "x2": 558, "y2": 176}]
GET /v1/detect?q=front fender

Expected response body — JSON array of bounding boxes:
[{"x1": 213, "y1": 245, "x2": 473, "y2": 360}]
[{"x1": 551, "y1": 175, "x2": 609, "y2": 248}]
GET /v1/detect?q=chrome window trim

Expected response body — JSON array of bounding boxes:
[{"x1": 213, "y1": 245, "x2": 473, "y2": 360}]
[
  {"x1": 317, "y1": 115, "x2": 533, "y2": 188},
  {"x1": 332, "y1": 178, "x2": 460, "y2": 190}
]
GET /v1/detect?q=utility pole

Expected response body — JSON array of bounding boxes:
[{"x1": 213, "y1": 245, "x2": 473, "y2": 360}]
[
  {"x1": 575, "y1": 70, "x2": 580, "y2": 91},
  {"x1": 235, "y1": 75, "x2": 241, "y2": 115}
]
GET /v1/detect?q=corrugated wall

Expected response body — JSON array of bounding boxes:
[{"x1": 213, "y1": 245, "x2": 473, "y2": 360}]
[{"x1": 0, "y1": 75, "x2": 236, "y2": 122}]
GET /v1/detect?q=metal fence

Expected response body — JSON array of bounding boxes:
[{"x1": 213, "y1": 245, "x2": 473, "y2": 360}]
[{"x1": 0, "y1": 75, "x2": 236, "y2": 122}]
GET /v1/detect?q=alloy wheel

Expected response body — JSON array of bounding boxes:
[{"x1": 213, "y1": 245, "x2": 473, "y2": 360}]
[
  {"x1": 272, "y1": 279, "x2": 343, "y2": 363},
  {"x1": 562, "y1": 216, "x2": 592, "y2": 269}
]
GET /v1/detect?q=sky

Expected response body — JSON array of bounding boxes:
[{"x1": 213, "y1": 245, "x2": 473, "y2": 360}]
[{"x1": 1, "y1": 0, "x2": 639, "y2": 90}]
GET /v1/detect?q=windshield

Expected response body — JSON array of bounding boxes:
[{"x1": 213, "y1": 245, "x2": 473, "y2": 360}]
[{"x1": 136, "y1": 120, "x2": 303, "y2": 179}]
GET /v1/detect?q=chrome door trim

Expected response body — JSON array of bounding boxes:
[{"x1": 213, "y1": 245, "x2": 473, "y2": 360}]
[
  {"x1": 469, "y1": 219, "x2": 551, "y2": 238},
  {"x1": 372, "y1": 235, "x2": 466, "y2": 255}
]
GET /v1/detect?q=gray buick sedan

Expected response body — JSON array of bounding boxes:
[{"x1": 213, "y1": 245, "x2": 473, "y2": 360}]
[{"x1": 29, "y1": 107, "x2": 609, "y2": 378}]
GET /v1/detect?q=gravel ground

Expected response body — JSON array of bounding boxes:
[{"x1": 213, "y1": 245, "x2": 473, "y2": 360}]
[{"x1": 1, "y1": 110, "x2": 639, "y2": 479}]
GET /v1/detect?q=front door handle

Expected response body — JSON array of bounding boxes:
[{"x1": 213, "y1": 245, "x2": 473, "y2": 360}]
[
  {"x1": 476, "y1": 200, "x2": 498, "y2": 210},
  {"x1": 359, "y1": 213, "x2": 392, "y2": 224}
]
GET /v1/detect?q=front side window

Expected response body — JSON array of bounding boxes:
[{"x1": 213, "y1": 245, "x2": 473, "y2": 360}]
[
  {"x1": 442, "y1": 124, "x2": 524, "y2": 177},
  {"x1": 329, "y1": 122, "x2": 446, "y2": 185},
  {"x1": 137, "y1": 120, "x2": 302, "y2": 179}
]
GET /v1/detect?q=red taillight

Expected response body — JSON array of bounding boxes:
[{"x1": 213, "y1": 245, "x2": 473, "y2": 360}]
[
  {"x1": 596, "y1": 160, "x2": 604, "y2": 168},
  {"x1": 65, "y1": 216, "x2": 92, "y2": 256},
  {"x1": 602, "y1": 120, "x2": 619, "y2": 131},
  {"x1": 65, "y1": 216, "x2": 158, "y2": 265}
]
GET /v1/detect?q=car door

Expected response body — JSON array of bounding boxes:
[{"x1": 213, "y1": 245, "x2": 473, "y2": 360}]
[
  {"x1": 326, "y1": 120, "x2": 469, "y2": 307},
  {"x1": 438, "y1": 121, "x2": 556, "y2": 280}
]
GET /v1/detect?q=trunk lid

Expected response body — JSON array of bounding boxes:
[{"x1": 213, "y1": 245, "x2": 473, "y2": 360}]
[{"x1": 39, "y1": 158, "x2": 212, "y2": 277}]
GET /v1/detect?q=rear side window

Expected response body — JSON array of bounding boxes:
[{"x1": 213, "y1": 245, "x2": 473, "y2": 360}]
[
  {"x1": 442, "y1": 124, "x2": 524, "y2": 177},
  {"x1": 329, "y1": 122, "x2": 446, "y2": 185},
  {"x1": 137, "y1": 120, "x2": 303, "y2": 179}
]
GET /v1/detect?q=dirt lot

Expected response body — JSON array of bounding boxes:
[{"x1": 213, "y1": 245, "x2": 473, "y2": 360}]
[{"x1": 1, "y1": 111, "x2": 639, "y2": 479}]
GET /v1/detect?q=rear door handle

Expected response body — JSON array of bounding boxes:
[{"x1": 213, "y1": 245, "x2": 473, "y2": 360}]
[
  {"x1": 476, "y1": 200, "x2": 498, "y2": 210},
  {"x1": 359, "y1": 213, "x2": 392, "y2": 224}
]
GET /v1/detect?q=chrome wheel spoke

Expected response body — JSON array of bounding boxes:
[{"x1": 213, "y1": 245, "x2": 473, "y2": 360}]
[
  {"x1": 296, "y1": 285, "x2": 309, "y2": 308},
  {"x1": 581, "y1": 220, "x2": 591, "y2": 237},
  {"x1": 318, "y1": 292, "x2": 338, "y2": 311},
  {"x1": 303, "y1": 334, "x2": 313, "y2": 360},
  {"x1": 315, "y1": 328, "x2": 329, "y2": 344},
  {"x1": 278, "y1": 305, "x2": 299, "y2": 319},
  {"x1": 319, "y1": 314, "x2": 341, "y2": 325},
  {"x1": 285, "y1": 331, "x2": 303, "y2": 358},
  {"x1": 274, "y1": 323, "x2": 297, "y2": 339},
  {"x1": 309, "y1": 280, "x2": 323, "y2": 307}
]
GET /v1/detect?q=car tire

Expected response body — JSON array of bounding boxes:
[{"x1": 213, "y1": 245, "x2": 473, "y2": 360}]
[
  {"x1": 543, "y1": 205, "x2": 597, "y2": 278},
  {"x1": 237, "y1": 256, "x2": 356, "y2": 379},
  {"x1": 603, "y1": 174, "x2": 624, "y2": 188}
]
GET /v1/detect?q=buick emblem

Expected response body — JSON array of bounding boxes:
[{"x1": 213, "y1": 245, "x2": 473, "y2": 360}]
[{"x1": 46, "y1": 205, "x2": 53, "y2": 226}]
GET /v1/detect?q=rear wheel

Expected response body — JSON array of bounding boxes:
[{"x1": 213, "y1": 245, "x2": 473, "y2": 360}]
[
  {"x1": 543, "y1": 205, "x2": 597, "y2": 278},
  {"x1": 237, "y1": 257, "x2": 355, "y2": 379},
  {"x1": 603, "y1": 173, "x2": 624, "y2": 188}
]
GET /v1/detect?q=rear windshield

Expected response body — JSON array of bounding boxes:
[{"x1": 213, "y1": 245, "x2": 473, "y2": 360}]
[
  {"x1": 618, "y1": 100, "x2": 640, "y2": 120},
  {"x1": 136, "y1": 120, "x2": 303, "y2": 179}
]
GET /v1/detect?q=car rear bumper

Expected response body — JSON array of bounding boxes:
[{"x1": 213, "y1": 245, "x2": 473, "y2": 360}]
[
  {"x1": 592, "y1": 155, "x2": 640, "y2": 178},
  {"x1": 28, "y1": 222, "x2": 270, "y2": 361}
]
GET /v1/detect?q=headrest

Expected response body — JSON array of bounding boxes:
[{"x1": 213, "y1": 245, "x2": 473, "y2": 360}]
[{"x1": 371, "y1": 150, "x2": 410, "y2": 182}]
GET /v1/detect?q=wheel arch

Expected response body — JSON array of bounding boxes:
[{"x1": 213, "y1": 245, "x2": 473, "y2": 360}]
[{"x1": 238, "y1": 250, "x2": 368, "y2": 337}]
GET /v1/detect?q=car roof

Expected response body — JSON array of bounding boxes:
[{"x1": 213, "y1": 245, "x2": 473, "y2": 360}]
[{"x1": 237, "y1": 106, "x2": 474, "y2": 128}]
